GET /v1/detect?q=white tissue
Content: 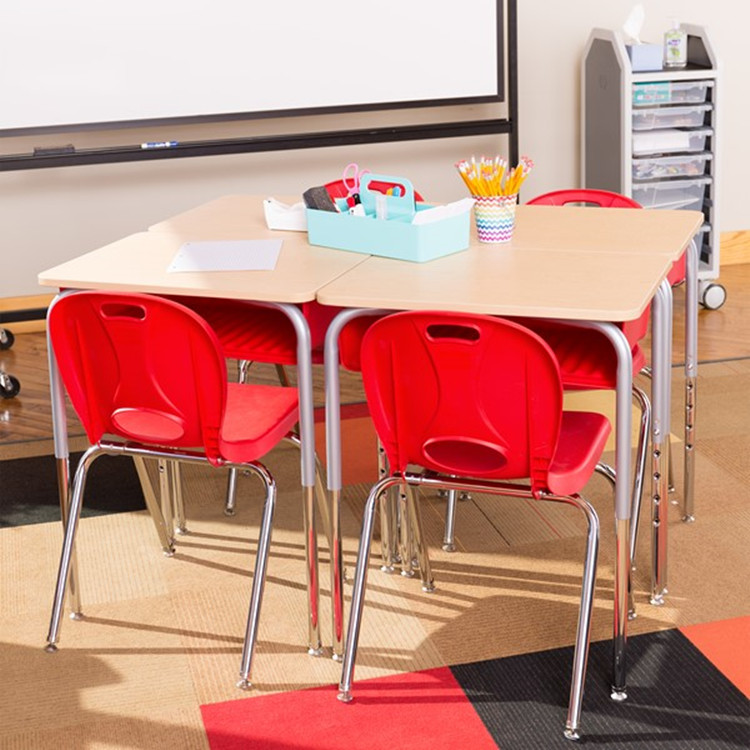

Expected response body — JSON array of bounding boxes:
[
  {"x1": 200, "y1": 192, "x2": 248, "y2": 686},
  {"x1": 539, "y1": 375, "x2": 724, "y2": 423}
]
[
  {"x1": 622, "y1": 3, "x2": 645, "y2": 44},
  {"x1": 263, "y1": 197, "x2": 307, "y2": 231}
]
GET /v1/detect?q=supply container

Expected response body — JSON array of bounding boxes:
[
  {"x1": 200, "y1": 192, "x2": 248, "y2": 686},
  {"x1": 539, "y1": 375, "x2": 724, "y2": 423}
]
[
  {"x1": 632, "y1": 176, "x2": 710, "y2": 211},
  {"x1": 632, "y1": 152, "x2": 712, "y2": 180},
  {"x1": 632, "y1": 104, "x2": 712, "y2": 131},
  {"x1": 632, "y1": 127, "x2": 712, "y2": 156},
  {"x1": 306, "y1": 174, "x2": 471, "y2": 262},
  {"x1": 632, "y1": 80, "x2": 713, "y2": 106}
]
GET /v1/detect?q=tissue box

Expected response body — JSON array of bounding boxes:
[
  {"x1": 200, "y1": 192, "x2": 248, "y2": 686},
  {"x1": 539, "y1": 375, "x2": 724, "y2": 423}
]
[{"x1": 626, "y1": 43, "x2": 663, "y2": 72}]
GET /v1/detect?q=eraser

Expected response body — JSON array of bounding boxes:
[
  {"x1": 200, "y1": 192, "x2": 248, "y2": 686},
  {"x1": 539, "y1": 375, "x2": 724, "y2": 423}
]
[
  {"x1": 303, "y1": 186, "x2": 338, "y2": 212},
  {"x1": 33, "y1": 144, "x2": 76, "y2": 156}
]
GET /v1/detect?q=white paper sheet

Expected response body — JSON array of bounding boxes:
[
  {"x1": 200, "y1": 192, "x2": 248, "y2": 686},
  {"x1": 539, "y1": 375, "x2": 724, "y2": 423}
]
[
  {"x1": 167, "y1": 240, "x2": 282, "y2": 273},
  {"x1": 632, "y1": 129, "x2": 691, "y2": 155}
]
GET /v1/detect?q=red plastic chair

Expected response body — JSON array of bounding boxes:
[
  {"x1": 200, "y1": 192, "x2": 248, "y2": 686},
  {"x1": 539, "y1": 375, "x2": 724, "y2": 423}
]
[
  {"x1": 161, "y1": 297, "x2": 340, "y2": 519},
  {"x1": 172, "y1": 178, "x2": 427, "y2": 517},
  {"x1": 337, "y1": 311, "x2": 605, "y2": 740},
  {"x1": 44, "y1": 292, "x2": 315, "y2": 689}
]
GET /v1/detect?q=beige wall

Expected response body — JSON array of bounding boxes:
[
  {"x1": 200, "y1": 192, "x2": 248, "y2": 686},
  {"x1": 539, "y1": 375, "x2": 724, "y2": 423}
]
[{"x1": 1, "y1": 1, "x2": 746, "y2": 297}]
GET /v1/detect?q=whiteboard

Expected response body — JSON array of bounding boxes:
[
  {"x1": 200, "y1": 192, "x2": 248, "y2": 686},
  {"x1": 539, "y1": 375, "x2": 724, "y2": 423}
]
[{"x1": 0, "y1": 0, "x2": 503, "y2": 135}]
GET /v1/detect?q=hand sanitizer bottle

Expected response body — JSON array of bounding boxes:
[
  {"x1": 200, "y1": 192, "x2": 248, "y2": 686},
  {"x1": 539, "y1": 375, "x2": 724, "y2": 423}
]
[{"x1": 664, "y1": 19, "x2": 687, "y2": 68}]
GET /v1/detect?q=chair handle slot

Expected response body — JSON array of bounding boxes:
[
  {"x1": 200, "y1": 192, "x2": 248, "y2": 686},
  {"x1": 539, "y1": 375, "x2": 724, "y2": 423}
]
[
  {"x1": 426, "y1": 323, "x2": 480, "y2": 342},
  {"x1": 100, "y1": 302, "x2": 147, "y2": 320}
]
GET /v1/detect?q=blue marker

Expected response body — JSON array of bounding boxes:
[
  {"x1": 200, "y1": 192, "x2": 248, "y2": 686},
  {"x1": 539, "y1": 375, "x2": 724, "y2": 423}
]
[{"x1": 140, "y1": 141, "x2": 178, "y2": 149}]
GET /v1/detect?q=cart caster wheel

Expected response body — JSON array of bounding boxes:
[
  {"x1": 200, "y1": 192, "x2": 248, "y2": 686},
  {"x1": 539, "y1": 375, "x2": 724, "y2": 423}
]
[
  {"x1": 0, "y1": 374, "x2": 20, "y2": 399},
  {"x1": 0, "y1": 329, "x2": 14, "y2": 350},
  {"x1": 700, "y1": 283, "x2": 726, "y2": 310}
]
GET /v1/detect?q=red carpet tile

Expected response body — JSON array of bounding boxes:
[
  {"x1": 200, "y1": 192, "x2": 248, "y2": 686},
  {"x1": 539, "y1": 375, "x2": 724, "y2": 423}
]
[
  {"x1": 201, "y1": 667, "x2": 498, "y2": 750},
  {"x1": 680, "y1": 615, "x2": 750, "y2": 698}
]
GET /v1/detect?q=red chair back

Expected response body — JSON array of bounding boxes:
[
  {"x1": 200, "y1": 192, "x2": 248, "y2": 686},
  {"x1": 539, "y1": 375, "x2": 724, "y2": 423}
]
[
  {"x1": 527, "y1": 188, "x2": 642, "y2": 209},
  {"x1": 49, "y1": 292, "x2": 228, "y2": 464},
  {"x1": 527, "y1": 188, "x2": 652, "y2": 347},
  {"x1": 360, "y1": 312, "x2": 564, "y2": 494}
]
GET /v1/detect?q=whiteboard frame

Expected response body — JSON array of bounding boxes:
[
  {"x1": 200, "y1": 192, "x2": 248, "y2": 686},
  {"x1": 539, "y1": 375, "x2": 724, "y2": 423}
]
[{"x1": 0, "y1": 0, "x2": 517, "y2": 173}]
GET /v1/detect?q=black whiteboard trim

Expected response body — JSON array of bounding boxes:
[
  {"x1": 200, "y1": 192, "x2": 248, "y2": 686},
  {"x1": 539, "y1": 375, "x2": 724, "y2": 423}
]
[
  {"x1": 0, "y1": 93, "x2": 504, "y2": 140},
  {"x1": 0, "y1": 119, "x2": 515, "y2": 172}
]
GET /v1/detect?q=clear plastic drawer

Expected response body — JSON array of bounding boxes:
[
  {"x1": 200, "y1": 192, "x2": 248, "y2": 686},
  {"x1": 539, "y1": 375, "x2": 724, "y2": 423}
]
[
  {"x1": 632, "y1": 128, "x2": 712, "y2": 156},
  {"x1": 632, "y1": 152, "x2": 712, "y2": 180},
  {"x1": 632, "y1": 177, "x2": 710, "y2": 211},
  {"x1": 633, "y1": 80, "x2": 713, "y2": 106},
  {"x1": 632, "y1": 104, "x2": 712, "y2": 130}
]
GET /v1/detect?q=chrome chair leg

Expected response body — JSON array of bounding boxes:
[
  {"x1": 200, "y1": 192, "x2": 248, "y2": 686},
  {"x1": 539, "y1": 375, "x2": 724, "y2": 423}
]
[
  {"x1": 379, "y1": 490, "x2": 398, "y2": 573},
  {"x1": 442, "y1": 489, "x2": 458, "y2": 552},
  {"x1": 237, "y1": 462, "x2": 277, "y2": 689},
  {"x1": 132, "y1": 456, "x2": 175, "y2": 555},
  {"x1": 56, "y1": 456, "x2": 82, "y2": 617},
  {"x1": 403, "y1": 483, "x2": 435, "y2": 593},
  {"x1": 225, "y1": 359, "x2": 254, "y2": 516},
  {"x1": 170, "y1": 461, "x2": 187, "y2": 534},
  {"x1": 562, "y1": 494, "x2": 600, "y2": 741},
  {"x1": 630, "y1": 385, "x2": 651, "y2": 567},
  {"x1": 274, "y1": 363, "x2": 292, "y2": 388},
  {"x1": 157, "y1": 460, "x2": 174, "y2": 533},
  {"x1": 224, "y1": 466, "x2": 241, "y2": 517},
  {"x1": 338, "y1": 476, "x2": 399, "y2": 702},
  {"x1": 377, "y1": 438, "x2": 398, "y2": 572},
  {"x1": 398, "y1": 484, "x2": 415, "y2": 578},
  {"x1": 47, "y1": 447, "x2": 102, "y2": 650}
]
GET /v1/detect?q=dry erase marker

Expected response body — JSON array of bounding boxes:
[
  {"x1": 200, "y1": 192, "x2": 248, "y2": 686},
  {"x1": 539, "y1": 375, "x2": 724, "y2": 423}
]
[{"x1": 140, "y1": 141, "x2": 178, "y2": 149}]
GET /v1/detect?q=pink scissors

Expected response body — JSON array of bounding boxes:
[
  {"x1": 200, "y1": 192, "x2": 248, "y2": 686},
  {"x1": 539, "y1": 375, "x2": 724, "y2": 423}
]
[{"x1": 341, "y1": 162, "x2": 370, "y2": 197}]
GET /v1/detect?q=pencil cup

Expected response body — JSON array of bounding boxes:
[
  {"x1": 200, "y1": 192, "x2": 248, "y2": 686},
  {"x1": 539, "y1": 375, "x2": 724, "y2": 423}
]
[{"x1": 473, "y1": 194, "x2": 518, "y2": 243}]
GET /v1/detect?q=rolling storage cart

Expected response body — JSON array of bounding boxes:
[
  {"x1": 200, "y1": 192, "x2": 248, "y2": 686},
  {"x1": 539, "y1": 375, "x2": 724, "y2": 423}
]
[
  {"x1": 582, "y1": 26, "x2": 725, "y2": 309},
  {"x1": 0, "y1": 327, "x2": 20, "y2": 398}
]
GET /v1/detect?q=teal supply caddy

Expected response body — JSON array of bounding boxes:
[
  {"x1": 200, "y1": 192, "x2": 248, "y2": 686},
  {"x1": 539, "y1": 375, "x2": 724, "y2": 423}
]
[{"x1": 306, "y1": 174, "x2": 470, "y2": 263}]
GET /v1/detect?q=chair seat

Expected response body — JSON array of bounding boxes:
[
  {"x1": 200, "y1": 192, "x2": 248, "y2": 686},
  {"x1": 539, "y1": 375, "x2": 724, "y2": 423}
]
[
  {"x1": 547, "y1": 411, "x2": 612, "y2": 496},
  {"x1": 220, "y1": 383, "x2": 299, "y2": 463},
  {"x1": 523, "y1": 321, "x2": 646, "y2": 390}
]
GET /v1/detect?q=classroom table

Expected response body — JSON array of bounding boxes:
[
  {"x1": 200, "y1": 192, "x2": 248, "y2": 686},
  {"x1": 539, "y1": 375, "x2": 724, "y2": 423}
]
[
  {"x1": 38, "y1": 197, "x2": 702, "y2": 699},
  {"x1": 317, "y1": 204, "x2": 703, "y2": 698},
  {"x1": 37, "y1": 227, "x2": 369, "y2": 656}
]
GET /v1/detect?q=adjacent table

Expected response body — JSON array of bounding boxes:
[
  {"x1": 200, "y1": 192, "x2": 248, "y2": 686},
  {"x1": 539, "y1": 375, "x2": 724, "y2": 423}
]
[{"x1": 318, "y1": 203, "x2": 703, "y2": 698}]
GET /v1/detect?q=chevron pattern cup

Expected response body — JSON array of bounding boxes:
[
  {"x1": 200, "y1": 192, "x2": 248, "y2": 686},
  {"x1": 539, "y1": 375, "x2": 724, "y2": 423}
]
[{"x1": 473, "y1": 194, "x2": 518, "y2": 243}]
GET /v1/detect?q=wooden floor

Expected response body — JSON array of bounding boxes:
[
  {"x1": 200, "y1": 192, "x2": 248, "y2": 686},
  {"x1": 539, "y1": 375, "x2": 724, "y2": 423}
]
[{"x1": 1, "y1": 264, "x2": 748, "y2": 449}]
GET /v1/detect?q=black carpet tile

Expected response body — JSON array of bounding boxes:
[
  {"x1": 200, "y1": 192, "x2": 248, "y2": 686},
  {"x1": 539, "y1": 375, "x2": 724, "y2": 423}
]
[
  {"x1": 1, "y1": 451, "x2": 146, "y2": 527},
  {"x1": 451, "y1": 629, "x2": 749, "y2": 748}
]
